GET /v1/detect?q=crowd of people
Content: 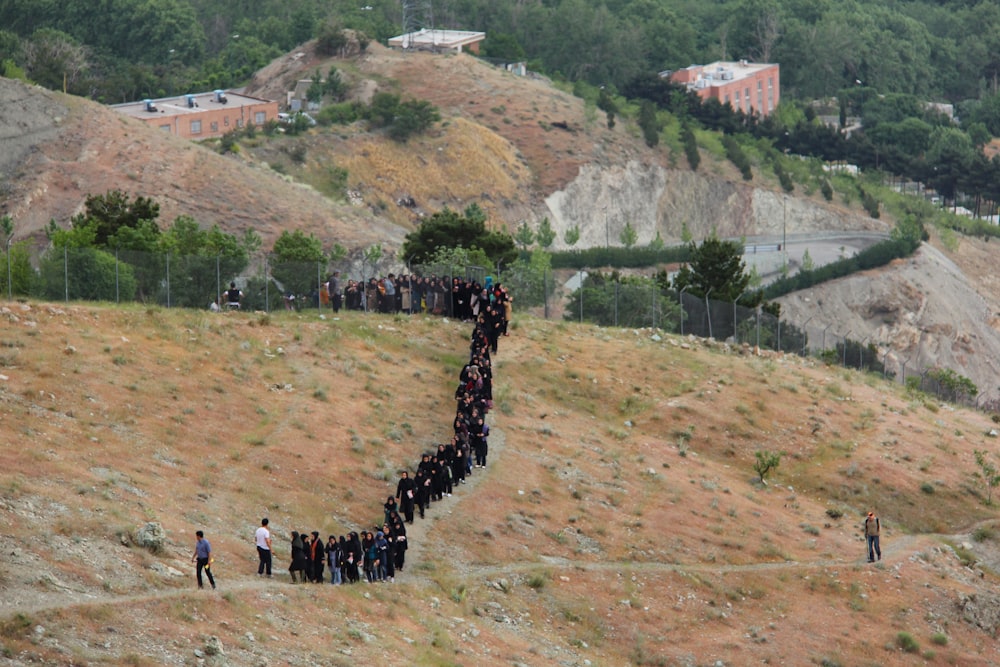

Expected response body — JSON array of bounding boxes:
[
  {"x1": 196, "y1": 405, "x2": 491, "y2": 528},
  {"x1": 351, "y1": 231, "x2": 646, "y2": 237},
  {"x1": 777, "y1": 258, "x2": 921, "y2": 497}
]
[
  {"x1": 317, "y1": 271, "x2": 512, "y2": 323},
  {"x1": 234, "y1": 277, "x2": 512, "y2": 588}
]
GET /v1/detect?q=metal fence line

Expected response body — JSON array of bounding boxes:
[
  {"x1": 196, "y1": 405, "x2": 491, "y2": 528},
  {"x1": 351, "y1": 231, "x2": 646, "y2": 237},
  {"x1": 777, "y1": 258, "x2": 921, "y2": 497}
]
[{"x1": 0, "y1": 246, "x2": 979, "y2": 407}]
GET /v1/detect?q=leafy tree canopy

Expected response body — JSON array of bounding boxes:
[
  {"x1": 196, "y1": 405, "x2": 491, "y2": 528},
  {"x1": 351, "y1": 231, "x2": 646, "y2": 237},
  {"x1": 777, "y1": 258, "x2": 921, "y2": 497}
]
[
  {"x1": 71, "y1": 190, "x2": 160, "y2": 249},
  {"x1": 402, "y1": 205, "x2": 517, "y2": 266},
  {"x1": 671, "y1": 234, "x2": 749, "y2": 302}
]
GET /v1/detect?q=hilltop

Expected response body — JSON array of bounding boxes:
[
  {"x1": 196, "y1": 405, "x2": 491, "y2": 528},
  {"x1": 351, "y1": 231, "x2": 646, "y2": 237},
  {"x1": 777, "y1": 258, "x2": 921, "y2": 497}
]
[{"x1": 2, "y1": 302, "x2": 1000, "y2": 665}]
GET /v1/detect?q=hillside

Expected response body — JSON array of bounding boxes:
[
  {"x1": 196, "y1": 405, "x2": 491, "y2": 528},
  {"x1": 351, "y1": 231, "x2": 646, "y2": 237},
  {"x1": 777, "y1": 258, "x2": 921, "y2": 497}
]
[
  {"x1": 2, "y1": 41, "x2": 1000, "y2": 400},
  {"x1": 2, "y1": 303, "x2": 1000, "y2": 666}
]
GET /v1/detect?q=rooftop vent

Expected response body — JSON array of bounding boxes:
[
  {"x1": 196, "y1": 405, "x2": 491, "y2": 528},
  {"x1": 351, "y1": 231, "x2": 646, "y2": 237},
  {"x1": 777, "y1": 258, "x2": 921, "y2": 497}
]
[{"x1": 144, "y1": 99, "x2": 157, "y2": 112}]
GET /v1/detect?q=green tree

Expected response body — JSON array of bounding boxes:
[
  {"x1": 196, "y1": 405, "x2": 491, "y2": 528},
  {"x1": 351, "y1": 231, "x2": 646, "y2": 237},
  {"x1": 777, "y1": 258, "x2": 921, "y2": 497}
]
[
  {"x1": 619, "y1": 221, "x2": 638, "y2": 248},
  {"x1": 72, "y1": 190, "x2": 161, "y2": 249},
  {"x1": 536, "y1": 217, "x2": 556, "y2": 249},
  {"x1": 514, "y1": 221, "x2": 535, "y2": 250},
  {"x1": 974, "y1": 449, "x2": 1000, "y2": 505},
  {"x1": 401, "y1": 207, "x2": 517, "y2": 266},
  {"x1": 753, "y1": 450, "x2": 782, "y2": 485},
  {"x1": 388, "y1": 99, "x2": 440, "y2": 142},
  {"x1": 672, "y1": 235, "x2": 750, "y2": 301},
  {"x1": 270, "y1": 229, "x2": 325, "y2": 299},
  {"x1": 638, "y1": 100, "x2": 660, "y2": 148},
  {"x1": 156, "y1": 216, "x2": 249, "y2": 308},
  {"x1": 564, "y1": 225, "x2": 581, "y2": 247}
]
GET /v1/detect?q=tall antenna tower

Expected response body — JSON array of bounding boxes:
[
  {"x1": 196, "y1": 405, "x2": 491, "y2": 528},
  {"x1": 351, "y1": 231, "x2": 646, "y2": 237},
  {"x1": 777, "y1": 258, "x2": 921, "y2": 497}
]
[{"x1": 401, "y1": 0, "x2": 434, "y2": 45}]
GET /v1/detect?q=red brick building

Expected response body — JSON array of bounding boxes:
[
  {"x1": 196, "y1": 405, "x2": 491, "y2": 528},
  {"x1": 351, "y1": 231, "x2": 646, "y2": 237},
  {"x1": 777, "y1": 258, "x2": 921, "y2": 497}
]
[
  {"x1": 668, "y1": 61, "x2": 780, "y2": 117},
  {"x1": 112, "y1": 90, "x2": 280, "y2": 140}
]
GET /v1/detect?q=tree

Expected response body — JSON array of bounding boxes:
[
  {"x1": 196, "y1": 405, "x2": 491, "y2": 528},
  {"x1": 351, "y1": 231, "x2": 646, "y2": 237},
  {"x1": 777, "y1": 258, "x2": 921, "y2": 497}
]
[
  {"x1": 514, "y1": 221, "x2": 535, "y2": 250},
  {"x1": 157, "y1": 216, "x2": 250, "y2": 308},
  {"x1": 401, "y1": 207, "x2": 517, "y2": 266},
  {"x1": 564, "y1": 225, "x2": 581, "y2": 247},
  {"x1": 753, "y1": 450, "x2": 782, "y2": 485},
  {"x1": 316, "y1": 19, "x2": 348, "y2": 56},
  {"x1": 21, "y1": 28, "x2": 90, "y2": 93},
  {"x1": 672, "y1": 235, "x2": 750, "y2": 301},
  {"x1": 974, "y1": 449, "x2": 1000, "y2": 505},
  {"x1": 73, "y1": 190, "x2": 160, "y2": 249},
  {"x1": 536, "y1": 217, "x2": 556, "y2": 249},
  {"x1": 619, "y1": 221, "x2": 638, "y2": 248},
  {"x1": 270, "y1": 229, "x2": 325, "y2": 299},
  {"x1": 638, "y1": 100, "x2": 660, "y2": 148}
]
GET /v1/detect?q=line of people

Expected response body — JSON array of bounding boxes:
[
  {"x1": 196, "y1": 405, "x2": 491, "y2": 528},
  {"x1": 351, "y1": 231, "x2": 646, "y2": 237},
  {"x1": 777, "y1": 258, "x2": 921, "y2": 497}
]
[
  {"x1": 251, "y1": 279, "x2": 511, "y2": 587},
  {"x1": 319, "y1": 271, "x2": 513, "y2": 325}
]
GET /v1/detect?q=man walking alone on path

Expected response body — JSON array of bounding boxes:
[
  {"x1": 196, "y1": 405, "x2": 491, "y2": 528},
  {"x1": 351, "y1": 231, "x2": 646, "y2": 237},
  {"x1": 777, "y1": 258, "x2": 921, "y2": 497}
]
[
  {"x1": 192, "y1": 530, "x2": 216, "y2": 590},
  {"x1": 864, "y1": 511, "x2": 881, "y2": 562},
  {"x1": 255, "y1": 518, "x2": 273, "y2": 576}
]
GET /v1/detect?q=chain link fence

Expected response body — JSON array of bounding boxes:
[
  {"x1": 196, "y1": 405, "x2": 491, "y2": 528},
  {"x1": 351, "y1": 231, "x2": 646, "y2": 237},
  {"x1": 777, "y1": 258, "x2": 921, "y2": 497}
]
[{"x1": 1, "y1": 247, "x2": 982, "y2": 407}]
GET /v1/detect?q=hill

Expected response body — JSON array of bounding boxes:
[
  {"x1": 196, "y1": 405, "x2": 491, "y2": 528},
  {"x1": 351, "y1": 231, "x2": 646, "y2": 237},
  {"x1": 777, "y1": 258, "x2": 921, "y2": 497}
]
[
  {"x1": 2, "y1": 41, "x2": 1000, "y2": 399},
  {"x1": 2, "y1": 302, "x2": 1000, "y2": 666}
]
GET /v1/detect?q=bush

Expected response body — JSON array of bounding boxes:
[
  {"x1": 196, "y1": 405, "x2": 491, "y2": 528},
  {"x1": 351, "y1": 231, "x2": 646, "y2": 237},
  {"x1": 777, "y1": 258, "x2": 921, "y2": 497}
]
[
  {"x1": 316, "y1": 101, "x2": 363, "y2": 126},
  {"x1": 920, "y1": 481, "x2": 935, "y2": 494},
  {"x1": 930, "y1": 632, "x2": 948, "y2": 646},
  {"x1": 896, "y1": 632, "x2": 919, "y2": 653},
  {"x1": 753, "y1": 450, "x2": 782, "y2": 484}
]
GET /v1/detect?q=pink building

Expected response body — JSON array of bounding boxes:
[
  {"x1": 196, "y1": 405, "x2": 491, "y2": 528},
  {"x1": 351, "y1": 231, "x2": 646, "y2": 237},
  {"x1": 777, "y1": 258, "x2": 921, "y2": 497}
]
[{"x1": 668, "y1": 61, "x2": 780, "y2": 117}]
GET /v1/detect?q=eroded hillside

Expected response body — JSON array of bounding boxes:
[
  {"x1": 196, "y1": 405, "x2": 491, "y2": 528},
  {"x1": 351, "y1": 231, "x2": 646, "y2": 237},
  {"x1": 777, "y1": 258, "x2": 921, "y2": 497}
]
[{"x1": 2, "y1": 303, "x2": 1000, "y2": 666}]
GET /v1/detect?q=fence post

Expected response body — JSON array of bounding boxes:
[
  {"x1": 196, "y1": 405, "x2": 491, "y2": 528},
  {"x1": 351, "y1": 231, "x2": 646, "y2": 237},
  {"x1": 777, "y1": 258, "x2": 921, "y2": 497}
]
[
  {"x1": 216, "y1": 255, "x2": 221, "y2": 310},
  {"x1": 166, "y1": 255, "x2": 171, "y2": 308},
  {"x1": 543, "y1": 268, "x2": 549, "y2": 320},
  {"x1": 705, "y1": 287, "x2": 713, "y2": 339},
  {"x1": 317, "y1": 261, "x2": 322, "y2": 313},
  {"x1": 578, "y1": 268, "x2": 584, "y2": 323},
  {"x1": 64, "y1": 247, "x2": 68, "y2": 302},
  {"x1": 614, "y1": 278, "x2": 619, "y2": 327},
  {"x1": 115, "y1": 248, "x2": 120, "y2": 304},
  {"x1": 264, "y1": 255, "x2": 270, "y2": 313},
  {"x1": 6, "y1": 237, "x2": 11, "y2": 301}
]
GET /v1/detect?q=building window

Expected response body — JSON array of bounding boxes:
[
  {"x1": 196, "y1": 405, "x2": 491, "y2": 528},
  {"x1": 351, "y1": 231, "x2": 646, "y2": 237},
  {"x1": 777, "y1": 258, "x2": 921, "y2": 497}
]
[
  {"x1": 224, "y1": 117, "x2": 230, "y2": 127},
  {"x1": 734, "y1": 91, "x2": 740, "y2": 110},
  {"x1": 210, "y1": 121, "x2": 219, "y2": 133},
  {"x1": 236, "y1": 119, "x2": 244, "y2": 128},
  {"x1": 768, "y1": 78, "x2": 773, "y2": 90},
  {"x1": 190, "y1": 120, "x2": 202, "y2": 134},
  {"x1": 254, "y1": 111, "x2": 267, "y2": 125},
  {"x1": 159, "y1": 125, "x2": 171, "y2": 132}
]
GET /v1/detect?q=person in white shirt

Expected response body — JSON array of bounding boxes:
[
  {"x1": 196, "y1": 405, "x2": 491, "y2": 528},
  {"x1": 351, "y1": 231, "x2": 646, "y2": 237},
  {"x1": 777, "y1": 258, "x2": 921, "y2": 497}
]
[{"x1": 255, "y1": 518, "x2": 272, "y2": 576}]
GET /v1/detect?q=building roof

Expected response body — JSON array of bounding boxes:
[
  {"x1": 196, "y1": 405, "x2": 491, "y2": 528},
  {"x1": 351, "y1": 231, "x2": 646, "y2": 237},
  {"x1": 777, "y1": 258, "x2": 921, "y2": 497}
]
[
  {"x1": 111, "y1": 90, "x2": 273, "y2": 120},
  {"x1": 670, "y1": 60, "x2": 777, "y2": 89},
  {"x1": 387, "y1": 28, "x2": 486, "y2": 50}
]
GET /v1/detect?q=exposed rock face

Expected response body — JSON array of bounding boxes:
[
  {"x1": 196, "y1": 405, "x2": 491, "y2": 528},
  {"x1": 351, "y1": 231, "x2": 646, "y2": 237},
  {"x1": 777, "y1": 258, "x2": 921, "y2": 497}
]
[
  {"x1": 778, "y1": 242, "x2": 1000, "y2": 401},
  {"x1": 544, "y1": 160, "x2": 883, "y2": 249}
]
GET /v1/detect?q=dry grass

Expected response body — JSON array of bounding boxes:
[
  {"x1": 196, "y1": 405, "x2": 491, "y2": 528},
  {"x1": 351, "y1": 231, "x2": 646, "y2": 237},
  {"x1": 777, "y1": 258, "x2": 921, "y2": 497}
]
[{"x1": 0, "y1": 302, "x2": 999, "y2": 666}]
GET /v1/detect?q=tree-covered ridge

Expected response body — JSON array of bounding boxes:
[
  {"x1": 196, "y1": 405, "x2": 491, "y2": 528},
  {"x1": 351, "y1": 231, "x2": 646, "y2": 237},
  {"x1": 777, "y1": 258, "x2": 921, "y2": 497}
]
[{"x1": 3, "y1": 0, "x2": 1000, "y2": 105}]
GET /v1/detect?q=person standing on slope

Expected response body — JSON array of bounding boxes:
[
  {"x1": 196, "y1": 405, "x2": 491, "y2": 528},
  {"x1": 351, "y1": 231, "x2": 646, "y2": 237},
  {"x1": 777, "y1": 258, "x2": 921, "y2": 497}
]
[
  {"x1": 192, "y1": 530, "x2": 216, "y2": 590},
  {"x1": 255, "y1": 517, "x2": 272, "y2": 576},
  {"x1": 864, "y1": 511, "x2": 882, "y2": 562}
]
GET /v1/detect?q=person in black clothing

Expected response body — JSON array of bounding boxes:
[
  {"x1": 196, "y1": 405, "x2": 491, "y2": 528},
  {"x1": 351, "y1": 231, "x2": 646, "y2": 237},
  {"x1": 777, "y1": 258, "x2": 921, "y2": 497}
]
[
  {"x1": 308, "y1": 531, "x2": 325, "y2": 583},
  {"x1": 392, "y1": 518, "x2": 408, "y2": 571},
  {"x1": 289, "y1": 531, "x2": 306, "y2": 583},
  {"x1": 396, "y1": 471, "x2": 416, "y2": 523},
  {"x1": 224, "y1": 281, "x2": 242, "y2": 309},
  {"x1": 382, "y1": 496, "x2": 398, "y2": 523},
  {"x1": 413, "y1": 468, "x2": 429, "y2": 519}
]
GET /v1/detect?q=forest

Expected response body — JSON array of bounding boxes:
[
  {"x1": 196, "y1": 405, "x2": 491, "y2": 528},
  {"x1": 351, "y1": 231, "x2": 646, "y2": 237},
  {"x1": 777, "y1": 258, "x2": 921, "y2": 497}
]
[{"x1": 2, "y1": 0, "x2": 1000, "y2": 106}]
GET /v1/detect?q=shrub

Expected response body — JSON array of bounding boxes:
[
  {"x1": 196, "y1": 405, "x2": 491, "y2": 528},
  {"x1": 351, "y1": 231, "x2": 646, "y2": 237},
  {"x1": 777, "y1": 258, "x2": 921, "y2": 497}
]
[
  {"x1": 753, "y1": 450, "x2": 782, "y2": 484},
  {"x1": 896, "y1": 632, "x2": 919, "y2": 653},
  {"x1": 920, "y1": 481, "x2": 935, "y2": 494},
  {"x1": 930, "y1": 632, "x2": 948, "y2": 646}
]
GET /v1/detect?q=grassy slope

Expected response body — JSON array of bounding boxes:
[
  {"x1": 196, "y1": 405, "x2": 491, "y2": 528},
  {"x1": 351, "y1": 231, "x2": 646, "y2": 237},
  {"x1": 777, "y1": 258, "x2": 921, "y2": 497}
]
[{"x1": 0, "y1": 302, "x2": 998, "y2": 666}]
